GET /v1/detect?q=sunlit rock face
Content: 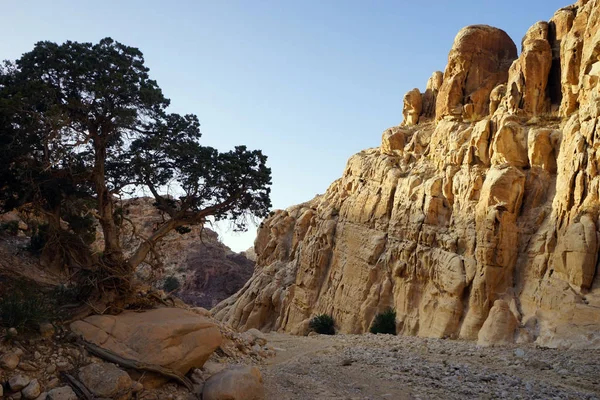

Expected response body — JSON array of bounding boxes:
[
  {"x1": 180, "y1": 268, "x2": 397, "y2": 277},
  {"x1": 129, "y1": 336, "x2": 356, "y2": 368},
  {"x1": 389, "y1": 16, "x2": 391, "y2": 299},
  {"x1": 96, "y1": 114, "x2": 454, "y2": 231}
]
[{"x1": 215, "y1": 0, "x2": 600, "y2": 349}]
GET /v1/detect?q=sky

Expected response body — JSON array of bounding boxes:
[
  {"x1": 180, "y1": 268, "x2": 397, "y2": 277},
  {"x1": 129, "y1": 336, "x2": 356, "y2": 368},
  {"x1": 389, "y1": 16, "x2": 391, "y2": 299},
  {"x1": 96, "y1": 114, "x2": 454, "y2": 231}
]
[{"x1": 2, "y1": 0, "x2": 569, "y2": 251}]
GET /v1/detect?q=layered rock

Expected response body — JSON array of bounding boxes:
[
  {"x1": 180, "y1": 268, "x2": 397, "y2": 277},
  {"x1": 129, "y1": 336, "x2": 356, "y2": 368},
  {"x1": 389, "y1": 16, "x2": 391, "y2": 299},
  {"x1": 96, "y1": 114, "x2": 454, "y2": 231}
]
[{"x1": 215, "y1": 1, "x2": 600, "y2": 349}]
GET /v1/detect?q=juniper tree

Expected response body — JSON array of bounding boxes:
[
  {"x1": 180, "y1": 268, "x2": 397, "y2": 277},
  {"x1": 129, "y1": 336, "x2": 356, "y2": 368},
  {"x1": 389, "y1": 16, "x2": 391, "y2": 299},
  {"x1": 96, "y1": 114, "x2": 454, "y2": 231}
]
[{"x1": 0, "y1": 38, "x2": 271, "y2": 293}]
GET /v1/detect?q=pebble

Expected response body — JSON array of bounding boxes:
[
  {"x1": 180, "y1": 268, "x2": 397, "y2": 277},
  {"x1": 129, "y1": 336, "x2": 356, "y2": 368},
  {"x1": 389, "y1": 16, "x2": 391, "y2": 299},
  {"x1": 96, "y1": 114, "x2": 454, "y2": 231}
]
[
  {"x1": 9, "y1": 374, "x2": 31, "y2": 391},
  {"x1": 46, "y1": 378, "x2": 60, "y2": 389},
  {"x1": 514, "y1": 348, "x2": 525, "y2": 358},
  {"x1": 46, "y1": 386, "x2": 77, "y2": 400},
  {"x1": 1, "y1": 353, "x2": 20, "y2": 370},
  {"x1": 22, "y1": 379, "x2": 41, "y2": 399}
]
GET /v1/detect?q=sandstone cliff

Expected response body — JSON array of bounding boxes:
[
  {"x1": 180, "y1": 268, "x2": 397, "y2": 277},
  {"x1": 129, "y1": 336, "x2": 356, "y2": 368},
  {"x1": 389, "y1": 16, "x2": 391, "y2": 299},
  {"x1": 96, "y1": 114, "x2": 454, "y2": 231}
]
[{"x1": 214, "y1": 0, "x2": 600, "y2": 349}]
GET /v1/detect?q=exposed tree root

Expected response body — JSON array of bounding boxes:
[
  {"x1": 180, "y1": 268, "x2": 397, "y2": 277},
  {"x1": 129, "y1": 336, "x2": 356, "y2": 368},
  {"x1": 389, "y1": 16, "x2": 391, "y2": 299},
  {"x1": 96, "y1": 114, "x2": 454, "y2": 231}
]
[{"x1": 78, "y1": 338, "x2": 194, "y2": 391}]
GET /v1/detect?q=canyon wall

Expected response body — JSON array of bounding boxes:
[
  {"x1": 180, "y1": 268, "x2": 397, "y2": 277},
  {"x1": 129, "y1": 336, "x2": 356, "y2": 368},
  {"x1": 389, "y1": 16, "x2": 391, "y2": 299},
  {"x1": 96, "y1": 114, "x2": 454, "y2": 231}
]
[{"x1": 214, "y1": 0, "x2": 600, "y2": 348}]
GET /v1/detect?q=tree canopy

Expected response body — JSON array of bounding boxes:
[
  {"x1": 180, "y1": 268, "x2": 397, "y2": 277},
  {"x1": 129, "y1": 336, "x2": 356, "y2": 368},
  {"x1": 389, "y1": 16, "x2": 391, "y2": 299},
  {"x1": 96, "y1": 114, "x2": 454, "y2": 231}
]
[{"x1": 0, "y1": 38, "x2": 272, "y2": 292}]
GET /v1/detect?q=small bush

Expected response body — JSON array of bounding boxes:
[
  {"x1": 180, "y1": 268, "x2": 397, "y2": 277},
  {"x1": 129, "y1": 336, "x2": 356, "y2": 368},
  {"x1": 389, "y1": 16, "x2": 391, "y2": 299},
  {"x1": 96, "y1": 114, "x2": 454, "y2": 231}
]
[
  {"x1": 309, "y1": 314, "x2": 335, "y2": 335},
  {"x1": 0, "y1": 287, "x2": 55, "y2": 329},
  {"x1": 370, "y1": 307, "x2": 397, "y2": 335},
  {"x1": 163, "y1": 276, "x2": 181, "y2": 293},
  {"x1": 0, "y1": 221, "x2": 19, "y2": 236}
]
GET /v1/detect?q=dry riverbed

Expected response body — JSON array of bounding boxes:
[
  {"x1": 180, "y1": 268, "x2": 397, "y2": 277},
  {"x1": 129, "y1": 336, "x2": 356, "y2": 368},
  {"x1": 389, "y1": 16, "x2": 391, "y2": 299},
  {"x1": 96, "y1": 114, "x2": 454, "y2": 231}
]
[{"x1": 260, "y1": 333, "x2": 600, "y2": 400}]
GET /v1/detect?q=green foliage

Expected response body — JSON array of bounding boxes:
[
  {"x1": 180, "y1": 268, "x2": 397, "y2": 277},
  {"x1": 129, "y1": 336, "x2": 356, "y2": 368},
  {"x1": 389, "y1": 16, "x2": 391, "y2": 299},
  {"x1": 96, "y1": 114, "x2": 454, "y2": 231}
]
[
  {"x1": 0, "y1": 221, "x2": 19, "y2": 236},
  {"x1": 0, "y1": 37, "x2": 272, "y2": 283},
  {"x1": 0, "y1": 284, "x2": 55, "y2": 329},
  {"x1": 163, "y1": 276, "x2": 180, "y2": 292},
  {"x1": 369, "y1": 308, "x2": 397, "y2": 335},
  {"x1": 309, "y1": 314, "x2": 335, "y2": 335}
]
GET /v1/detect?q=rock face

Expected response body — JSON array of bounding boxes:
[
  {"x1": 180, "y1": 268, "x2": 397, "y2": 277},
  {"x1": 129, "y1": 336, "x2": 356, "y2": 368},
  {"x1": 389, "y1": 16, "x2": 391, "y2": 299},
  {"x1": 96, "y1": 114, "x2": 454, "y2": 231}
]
[
  {"x1": 215, "y1": 1, "x2": 600, "y2": 349},
  {"x1": 436, "y1": 25, "x2": 517, "y2": 121},
  {"x1": 115, "y1": 198, "x2": 254, "y2": 308},
  {"x1": 402, "y1": 88, "x2": 423, "y2": 126},
  {"x1": 504, "y1": 22, "x2": 553, "y2": 116},
  {"x1": 71, "y1": 308, "x2": 222, "y2": 374}
]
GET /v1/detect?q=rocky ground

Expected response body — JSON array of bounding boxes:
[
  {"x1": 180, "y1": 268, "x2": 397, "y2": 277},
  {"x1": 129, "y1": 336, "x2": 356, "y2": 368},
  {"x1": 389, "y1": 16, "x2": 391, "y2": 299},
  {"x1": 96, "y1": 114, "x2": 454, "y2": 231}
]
[{"x1": 261, "y1": 333, "x2": 600, "y2": 400}]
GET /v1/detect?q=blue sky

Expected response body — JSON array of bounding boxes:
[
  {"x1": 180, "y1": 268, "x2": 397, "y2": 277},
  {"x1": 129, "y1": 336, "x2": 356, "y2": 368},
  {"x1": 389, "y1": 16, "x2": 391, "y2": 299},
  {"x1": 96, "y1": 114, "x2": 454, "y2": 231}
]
[{"x1": 2, "y1": 0, "x2": 569, "y2": 251}]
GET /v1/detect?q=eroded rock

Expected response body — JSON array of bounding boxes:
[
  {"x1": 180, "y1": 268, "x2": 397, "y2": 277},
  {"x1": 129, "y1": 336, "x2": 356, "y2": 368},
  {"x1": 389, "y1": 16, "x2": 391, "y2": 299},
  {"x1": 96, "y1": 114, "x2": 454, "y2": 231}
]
[{"x1": 436, "y1": 25, "x2": 517, "y2": 121}]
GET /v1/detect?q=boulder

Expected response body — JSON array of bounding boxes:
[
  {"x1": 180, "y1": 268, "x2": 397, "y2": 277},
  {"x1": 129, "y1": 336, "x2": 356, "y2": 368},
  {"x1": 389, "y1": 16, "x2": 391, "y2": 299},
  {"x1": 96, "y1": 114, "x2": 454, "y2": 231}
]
[
  {"x1": 9, "y1": 374, "x2": 31, "y2": 391},
  {"x1": 436, "y1": 25, "x2": 517, "y2": 121},
  {"x1": 71, "y1": 308, "x2": 222, "y2": 375},
  {"x1": 22, "y1": 379, "x2": 41, "y2": 399},
  {"x1": 202, "y1": 366, "x2": 265, "y2": 400},
  {"x1": 78, "y1": 363, "x2": 132, "y2": 399},
  {"x1": 477, "y1": 300, "x2": 518, "y2": 346},
  {"x1": 1, "y1": 353, "x2": 20, "y2": 370}
]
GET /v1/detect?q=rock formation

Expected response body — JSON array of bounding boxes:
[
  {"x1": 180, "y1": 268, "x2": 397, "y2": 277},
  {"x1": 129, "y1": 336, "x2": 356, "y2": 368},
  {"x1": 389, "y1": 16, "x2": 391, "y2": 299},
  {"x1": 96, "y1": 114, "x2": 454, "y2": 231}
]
[{"x1": 215, "y1": 0, "x2": 600, "y2": 349}]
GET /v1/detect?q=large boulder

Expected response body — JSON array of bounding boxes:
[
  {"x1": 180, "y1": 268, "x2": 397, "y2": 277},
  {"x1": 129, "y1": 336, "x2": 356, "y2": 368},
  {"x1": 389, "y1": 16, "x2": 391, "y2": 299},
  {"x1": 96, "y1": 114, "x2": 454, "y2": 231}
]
[
  {"x1": 477, "y1": 300, "x2": 518, "y2": 346},
  {"x1": 71, "y1": 308, "x2": 222, "y2": 375},
  {"x1": 202, "y1": 366, "x2": 265, "y2": 400},
  {"x1": 436, "y1": 25, "x2": 517, "y2": 121}
]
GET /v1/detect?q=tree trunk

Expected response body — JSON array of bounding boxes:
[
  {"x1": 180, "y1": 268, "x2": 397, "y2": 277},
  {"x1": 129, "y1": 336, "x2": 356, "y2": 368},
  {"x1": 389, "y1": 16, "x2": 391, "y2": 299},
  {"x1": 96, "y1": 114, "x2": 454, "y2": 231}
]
[
  {"x1": 127, "y1": 219, "x2": 179, "y2": 270},
  {"x1": 92, "y1": 135, "x2": 124, "y2": 269}
]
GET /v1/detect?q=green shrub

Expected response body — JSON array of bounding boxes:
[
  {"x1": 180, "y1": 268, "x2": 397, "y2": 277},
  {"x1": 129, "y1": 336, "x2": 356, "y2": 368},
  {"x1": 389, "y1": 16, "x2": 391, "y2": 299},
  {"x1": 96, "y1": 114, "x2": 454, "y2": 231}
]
[
  {"x1": 0, "y1": 287, "x2": 55, "y2": 329},
  {"x1": 0, "y1": 221, "x2": 19, "y2": 236},
  {"x1": 163, "y1": 276, "x2": 181, "y2": 293},
  {"x1": 369, "y1": 307, "x2": 397, "y2": 335},
  {"x1": 309, "y1": 314, "x2": 335, "y2": 335}
]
